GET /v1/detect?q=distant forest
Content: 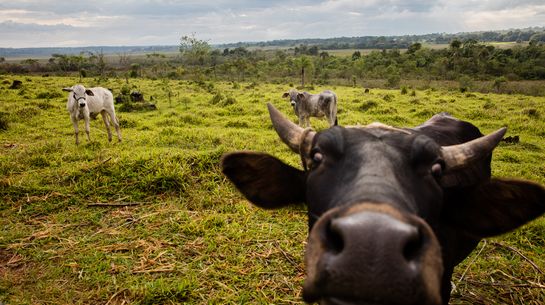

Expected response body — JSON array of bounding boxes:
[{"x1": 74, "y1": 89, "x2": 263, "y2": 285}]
[
  {"x1": 1, "y1": 27, "x2": 545, "y2": 58},
  {"x1": 2, "y1": 27, "x2": 545, "y2": 96},
  {"x1": 219, "y1": 27, "x2": 545, "y2": 49}
]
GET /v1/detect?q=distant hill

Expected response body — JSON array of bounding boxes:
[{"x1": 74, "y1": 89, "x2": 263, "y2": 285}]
[
  {"x1": 0, "y1": 45, "x2": 179, "y2": 59},
  {"x1": 1, "y1": 27, "x2": 544, "y2": 59},
  {"x1": 219, "y1": 27, "x2": 545, "y2": 50}
]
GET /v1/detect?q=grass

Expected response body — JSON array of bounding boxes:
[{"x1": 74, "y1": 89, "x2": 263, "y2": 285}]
[{"x1": 1, "y1": 75, "x2": 545, "y2": 304}]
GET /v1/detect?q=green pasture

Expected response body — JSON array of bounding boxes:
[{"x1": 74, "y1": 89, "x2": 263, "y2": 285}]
[{"x1": 0, "y1": 75, "x2": 544, "y2": 304}]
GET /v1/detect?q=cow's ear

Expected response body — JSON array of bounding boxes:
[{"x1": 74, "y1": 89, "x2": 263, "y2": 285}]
[
  {"x1": 62, "y1": 87, "x2": 73, "y2": 92},
  {"x1": 282, "y1": 92, "x2": 289, "y2": 98},
  {"x1": 297, "y1": 93, "x2": 305, "y2": 100},
  {"x1": 85, "y1": 89, "x2": 94, "y2": 96},
  {"x1": 446, "y1": 178, "x2": 545, "y2": 237},
  {"x1": 221, "y1": 151, "x2": 306, "y2": 209}
]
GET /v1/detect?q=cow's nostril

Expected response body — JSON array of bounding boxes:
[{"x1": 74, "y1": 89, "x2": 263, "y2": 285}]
[
  {"x1": 403, "y1": 228, "x2": 423, "y2": 264},
  {"x1": 324, "y1": 220, "x2": 344, "y2": 254}
]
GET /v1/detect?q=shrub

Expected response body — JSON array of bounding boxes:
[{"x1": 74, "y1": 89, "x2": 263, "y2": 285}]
[
  {"x1": 459, "y1": 75, "x2": 473, "y2": 92},
  {"x1": 118, "y1": 102, "x2": 157, "y2": 112},
  {"x1": 209, "y1": 93, "x2": 224, "y2": 105},
  {"x1": 483, "y1": 101, "x2": 495, "y2": 109},
  {"x1": 9, "y1": 80, "x2": 22, "y2": 89},
  {"x1": 245, "y1": 82, "x2": 258, "y2": 89},
  {"x1": 387, "y1": 74, "x2": 400, "y2": 88},
  {"x1": 524, "y1": 108, "x2": 539, "y2": 118},
  {"x1": 120, "y1": 85, "x2": 131, "y2": 95},
  {"x1": 493, "y1": 76, "x2": 507, "y2": 91},
  {"x1": 36, "y1": 91, "x2": 63, "y2": 99},
  {"x1": 118, "y1": 117, "x2": 138, "y2": 128},
  {"x1": 222, "y1": 96, "x2": 237, "y2": 106},
  {"x1": 0, "y1": 112, "x2": 8, "y2": 131},
  {"x1": 181, "y1": 96, "x2": 191, "y2": 108},
  {"x1": 383, "y1": 94, "x2": 393, "y2": 102},
  {"x1": 400, "y1": 86, "x2": 408, "y2": 95},
  {"x1": 225, "y1": 120, "x2": 249, "y2": 128},
  {"x1": 360, "y1": 100, "x2": 378, "y2": 111}
]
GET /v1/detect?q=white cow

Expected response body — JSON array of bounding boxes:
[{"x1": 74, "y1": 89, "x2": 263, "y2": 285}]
[
  {"x1": 63, "y1": 84, "x2": 121, "y2": 145},
  {"x1": 282, "y1": 89, "x2": 338, "y2": 127}
]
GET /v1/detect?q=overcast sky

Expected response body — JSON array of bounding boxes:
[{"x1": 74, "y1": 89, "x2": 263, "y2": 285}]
[{"x1": 1, "y1": 0, "x2": 544, "y2": 48}]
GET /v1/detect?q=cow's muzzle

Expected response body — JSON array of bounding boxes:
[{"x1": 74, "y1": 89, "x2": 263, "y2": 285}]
[
  {"x1": 79, "y1": 103, "x2": 86, "y2": 108},
  {"x1": 303, "y1": 203, "x2": 443, "y2": 305}
]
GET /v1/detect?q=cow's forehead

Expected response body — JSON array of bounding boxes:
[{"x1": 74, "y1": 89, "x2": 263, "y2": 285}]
[
  {"x1": 313, "y1": 125, "x2": 427, "y2": 156},
  {"x1": 318, "y1": 124, "x2": 415, "y2": 142},
  {"x1": 73, "y1": 85, "x2": 85, "y2": 95}
]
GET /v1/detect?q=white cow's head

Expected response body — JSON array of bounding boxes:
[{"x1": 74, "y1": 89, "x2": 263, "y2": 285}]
[{"x1": 63, "y1": 84, "x2": 94, "y2": 108}]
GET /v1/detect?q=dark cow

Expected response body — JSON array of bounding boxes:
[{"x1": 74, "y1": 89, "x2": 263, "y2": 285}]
[
  {"x1": 221, "y1": 103, "x2": 545, "y2": 305},
  {"x1": 282, "y1": 89, "x2": 338, "y2": 127}
]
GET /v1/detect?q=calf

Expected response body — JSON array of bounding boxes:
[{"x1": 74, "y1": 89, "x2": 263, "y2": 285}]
[
  {"x1": 222, "y1": 103, "x2": 545, "y2": 305},
  {"x1": 63, "y1": 84, "x2": 121, "y2": 145},
  {"x1": 282, "y1": 89, "x2": 338, "y2": 127}
]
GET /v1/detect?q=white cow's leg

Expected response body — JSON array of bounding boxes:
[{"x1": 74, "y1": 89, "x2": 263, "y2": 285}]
[
  {"x1": 101, "y1": 111, "x2": 112, "y2": 142},
  {"x1": 72, "y1": 118, "x2": 80, "y2": 145},
  {"x1": 299, "y1": 116, "x2": 305, "y2": 127},
  {"x1": 84, "y1": 116, "x2": 91, "y2": 142},
  {"x1": 110, "y1": 112, "x2": 122, "y2": 142}
]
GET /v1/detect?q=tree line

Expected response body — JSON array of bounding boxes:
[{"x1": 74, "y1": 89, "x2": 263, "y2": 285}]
[
  {"x1": 220, "y1": 27, "x2": 545, "y2": 50},
  {"x1": 1, "y1": 35, "x2": 545, "y2": 92}
]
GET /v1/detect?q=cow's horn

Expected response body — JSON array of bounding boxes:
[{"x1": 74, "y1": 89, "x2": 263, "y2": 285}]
[
  {"x1": 267, "y1": 103, "x2": 315, "y2": 154},
  {"x1": 442, "y1": 127, "x2": 507, "y2": 170}
]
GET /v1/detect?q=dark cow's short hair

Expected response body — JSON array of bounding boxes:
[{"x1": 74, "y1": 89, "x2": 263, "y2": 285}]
[{"x1": 222, "y1": 104, "x2": 545, "y2": 305}]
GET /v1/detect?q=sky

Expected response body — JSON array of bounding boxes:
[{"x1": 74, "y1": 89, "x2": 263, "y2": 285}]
[{"x1": 1, "y1": 0, "x2": 544, "y2": 48}]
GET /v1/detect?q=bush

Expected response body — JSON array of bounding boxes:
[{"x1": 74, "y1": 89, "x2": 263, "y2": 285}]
[
  {"x1": 225, "y1": 120, "x2": 249, "y2": 128},
  {"x1": 400, "y1": 86, "x2": 408, "y2": 95},
  {"x1": 9, "y1": 80, "x2": 23, "y2": 89},
  {"x1": 493, "y1": 76, "x2": 507, "y2": 91},
  {"x1": 459, "y1": 75, "x2": 473, "y2": 92},
  {"x1": 223, "y1": 96, "x2": 236, "y2": 106},
  {"x1": 0, "y1": 112, "x2": 8, "y2": 131},
  {"x1": 121, "y1": 85, "x2": 131, "y2": 95},
  {"x1": 360, "y1": 100, "x2": 378, "y2": 111},
  {"x1": 118, "y1": 102, "x2": 157, "y2": 112},
  {"x1": 524, "y1": 108, "x2": 539, "y2": 118},
  {"x1": 118, "y1": 117, "x2": 138, "y2": 128},
  {"x1": 209, "y1": 93, "x2": 224, "y2": 105},
  {"x1": 387, "y1": 74, "x2": 400, "y2": 88},
  {"x1": 181, "y1": 96, "x2": 191, "y2": 108},
  {"x1": 36, "y1": 91, "x2": 63, "y2": 99}
]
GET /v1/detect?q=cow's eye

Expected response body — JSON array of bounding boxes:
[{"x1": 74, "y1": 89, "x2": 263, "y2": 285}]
[
  {"x1": 312, "y1": 152, "x2": 323, "y2": 164},
  {"x1": 431, "y1": 161, "x2": 444, "y2": 179}
]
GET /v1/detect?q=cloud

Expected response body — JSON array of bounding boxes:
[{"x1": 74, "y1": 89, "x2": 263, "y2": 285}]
[
  {"x1": 0, "y1": 0, "x2": 544, "y2": 47},
  {"x1": 0, "y1": 20, "x2": 76, "y2": 32}
]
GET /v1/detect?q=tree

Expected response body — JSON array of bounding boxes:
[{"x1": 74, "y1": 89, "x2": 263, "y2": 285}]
[
  {"x1": 407, "y1": 42, "x2": 422, "y2": 54},
  {"x1": 493, "y1": 76, "x2": 507, "y2": 92},
  {"x1": 180, "y1": 33, "x2": 211, "y2": 65},
  {"x1": 352, "y1": 51, "x2": 362, "y2": 61},
  {"x1": 89, "y1": 50, "x2": 107, "y2": 80},
  {"x1": 294, "y1": 56, "x2": 313, "y2": 88},
  {"x1": 450, "y1": 39, "x2": 462, "y2": 49}
]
